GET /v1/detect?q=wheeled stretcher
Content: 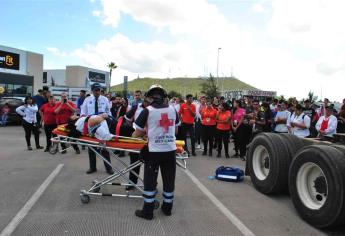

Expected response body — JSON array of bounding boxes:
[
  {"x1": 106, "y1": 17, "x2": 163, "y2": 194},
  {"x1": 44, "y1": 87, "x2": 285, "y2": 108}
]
[{"x1": 50, "y1": 125, "x2": 188, "y2": 204}]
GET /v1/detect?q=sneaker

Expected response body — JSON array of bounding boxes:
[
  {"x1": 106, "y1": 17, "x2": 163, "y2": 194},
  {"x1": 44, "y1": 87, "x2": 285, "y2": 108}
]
[
  {"x1": 27, "y1": 146, "x2": 33, "y2": 151},
  {"x1": 36, "y1": 146, "x2": 44, "y2": 149},
  {"x1": 106, "y1": 169, "x2": 114, "y2": 175},
  {"x1": 196, "y1": 144, "x2": 201, "y2": 149},
  {"x1": 225, "y1": 153, "x2": 230, "y2": 158},
  {"x1": 75, "y1": 149, "x2": 81, "y2": 154},
  {"x1": 44, "y1": 148, "x2": 49, "y2": 152},
  {"x1": 61, "y1": 150, "x2": 67, "y2": 154},
  {"x1": 192, "y1": 152, "x2": 196, "y2": 156},
  {"x1": 240, "y1": 156, "x2": 246, "y2": 161}
]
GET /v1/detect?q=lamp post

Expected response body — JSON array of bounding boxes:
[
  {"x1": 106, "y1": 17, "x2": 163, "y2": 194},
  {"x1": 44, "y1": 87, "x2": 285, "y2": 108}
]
[{"x1": 216, "y1": 47, "x2": 221, "y2": 87}]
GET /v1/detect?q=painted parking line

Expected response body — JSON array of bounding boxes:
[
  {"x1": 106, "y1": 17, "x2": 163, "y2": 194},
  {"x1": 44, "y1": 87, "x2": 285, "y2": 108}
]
[
  {"x1": 183, "y1": 168, "x2": 255, "y2": 236},
  {"x1": 0, "y1": 164, "x2": 64, "y2": 236}
]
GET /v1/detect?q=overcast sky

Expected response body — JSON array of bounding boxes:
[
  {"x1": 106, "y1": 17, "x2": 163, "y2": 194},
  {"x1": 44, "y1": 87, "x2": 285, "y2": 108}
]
[{"x1": 1, "y1": 0, "x2": 344, "y2": 101}]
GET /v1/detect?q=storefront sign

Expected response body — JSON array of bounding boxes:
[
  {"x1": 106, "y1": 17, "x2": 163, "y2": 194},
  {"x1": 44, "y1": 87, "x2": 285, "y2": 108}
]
[
  {"x1": 0, "y1": 50, "x2": 20, "y2": 70},
  {"x1": 224, "y1": 90, "x2": 277, "y2": 100},
  {"x1": 89, "y1": 71, "x2": 105, "y2": 84}
]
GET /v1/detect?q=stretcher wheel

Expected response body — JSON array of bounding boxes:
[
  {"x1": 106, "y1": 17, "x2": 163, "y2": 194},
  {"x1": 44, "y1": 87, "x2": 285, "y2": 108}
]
[
  {"x1": 154, "y1": 200, "x2": 160, "y2": 209},
  {"x1": 49, "y1": 143, "x2": 59, "y2": 155},
  {"x1": 80, "y1": 194, "x2": 90, "y2": 204}
]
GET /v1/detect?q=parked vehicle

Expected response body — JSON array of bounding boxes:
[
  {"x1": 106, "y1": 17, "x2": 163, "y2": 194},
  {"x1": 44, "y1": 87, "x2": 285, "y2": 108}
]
[
  {"x1": 246, "y1": 133, "x2": 345, "y2": 229},
  {"x1": 0, "y1": 97, "x2": 25, "y2": 124}
]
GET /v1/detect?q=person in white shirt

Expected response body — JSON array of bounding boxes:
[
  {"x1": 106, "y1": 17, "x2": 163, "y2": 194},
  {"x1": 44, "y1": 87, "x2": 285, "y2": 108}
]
[
  {"x1": 288, "y1": 104, "x2": 311, "y2": 138},
  {"x1": 80, "y1": 83, "x2": 113, "y2": 175},
  {"x1": 173, "y1": 97, "x2": 181, "y2": 113},
  {"x1": 16, "y1": 96, "x2": 43, "y2": 150},
  {"x1": 315, "y1": 106, "x2": 338, "y2": 138},
  {"x1": 274, "y1": 101, "x2": 290, "y2": 133},
  {"x1": 194, "y1": 96, "x2": 206, "y2": 149}
]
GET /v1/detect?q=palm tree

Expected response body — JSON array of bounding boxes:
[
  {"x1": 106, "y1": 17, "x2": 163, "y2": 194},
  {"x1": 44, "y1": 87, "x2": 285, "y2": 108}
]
[
  {"x1": 307, "y1": 91, "x2": 318, "y2": 103},
  {"x1": 107, "y1": 62, "x2": 117, "y2": 92}
]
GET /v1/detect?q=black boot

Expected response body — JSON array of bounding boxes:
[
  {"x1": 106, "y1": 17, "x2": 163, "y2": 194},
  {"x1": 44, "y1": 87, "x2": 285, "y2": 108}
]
[
  {"x1": 161, "y1": 202, "x2": 173, "y2": 216},
  {"x1": 135, "y1": 202, "x2": 154, "y2": 220}
]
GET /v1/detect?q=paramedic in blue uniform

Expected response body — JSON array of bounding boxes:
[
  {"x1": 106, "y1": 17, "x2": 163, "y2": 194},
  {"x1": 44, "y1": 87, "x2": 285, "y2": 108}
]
[
  {"x1": 132, "y1": 84, "x2": 180, "y2": 220},
  {"x1": 80, "y1": 83, "x2": 114, "y2": 175},
  {"x1": 124, "y1": 95, "x2": 152, "y2": 190}
]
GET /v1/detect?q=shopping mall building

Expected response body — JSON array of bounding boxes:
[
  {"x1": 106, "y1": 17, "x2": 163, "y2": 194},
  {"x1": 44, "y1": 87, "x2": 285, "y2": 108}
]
[
  {"x1": 0, "y1": 45, "x2": 43, "y2": 97},
  {"x1": 0, "y1": 45, "x2": 110, "y2": 100}
]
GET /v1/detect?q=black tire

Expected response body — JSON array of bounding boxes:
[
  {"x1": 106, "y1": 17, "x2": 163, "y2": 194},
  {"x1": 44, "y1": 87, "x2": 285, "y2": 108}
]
[
  {"x1": 80, "y1": 194, "x2": 90, "y2": 204},
  {"x1": 247, "y1": 133, "x2": 291, "y2": 194},
  {"x1": 331, "y1": 144, "x2": 345, "y2": 156},
  {"x1": 289, "y1": 145, "x2": 345, "y2": 228},
  {"x1": 278, "y1": 133, "x2": 304, "y2": 157}
]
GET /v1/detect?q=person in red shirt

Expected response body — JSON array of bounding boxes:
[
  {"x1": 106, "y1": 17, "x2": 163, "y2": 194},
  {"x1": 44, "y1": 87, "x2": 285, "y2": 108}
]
[
  {"x1": 216, "y1": 102, "x2": 231, "y2": 158},
  {"x1": 201, "y1": 99, "x2": 217, "y2": 156},
  {"x1": 179, "y1": 94, "x2": 196, "y2": 156},
  {"x1": 54, "y1": 93, "x2": 78, "y2": 154},
  {"x1": 40, "y1": 96, "x2": 57, "y2": 152}
]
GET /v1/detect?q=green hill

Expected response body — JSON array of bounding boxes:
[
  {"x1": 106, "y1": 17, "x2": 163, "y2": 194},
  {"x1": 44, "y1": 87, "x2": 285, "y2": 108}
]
[{"x1": 111, "y1": 77, "x2": 257, "y2": 96}]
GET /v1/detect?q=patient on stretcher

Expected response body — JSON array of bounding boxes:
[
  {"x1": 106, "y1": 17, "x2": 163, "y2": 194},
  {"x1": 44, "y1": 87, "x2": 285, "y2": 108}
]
[{"x1": 68, "y1": 114, "x2": 134, "y2": 141}]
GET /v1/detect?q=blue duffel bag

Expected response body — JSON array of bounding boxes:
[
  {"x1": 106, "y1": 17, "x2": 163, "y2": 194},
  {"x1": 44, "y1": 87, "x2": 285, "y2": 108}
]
[{"x1": 215, "y1": 166, "x2": 244, "y2": 182}]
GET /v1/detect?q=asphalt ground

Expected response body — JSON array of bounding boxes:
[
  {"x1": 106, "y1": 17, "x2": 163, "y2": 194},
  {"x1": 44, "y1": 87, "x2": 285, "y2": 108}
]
[{"x1": 0, "y1": 126, "x2": 344, "y2": 235}]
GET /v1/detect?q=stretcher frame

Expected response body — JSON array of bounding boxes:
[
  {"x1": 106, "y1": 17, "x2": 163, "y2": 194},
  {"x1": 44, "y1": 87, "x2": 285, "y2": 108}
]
[{"x1": 50, "y1": 134, "x2": 188, "y2": 204}]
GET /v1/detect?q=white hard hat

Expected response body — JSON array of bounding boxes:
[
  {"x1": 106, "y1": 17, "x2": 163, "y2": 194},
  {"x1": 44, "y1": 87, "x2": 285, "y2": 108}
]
[{"x1": 147, "y1": 84, "x2": 167, "y2": 98}]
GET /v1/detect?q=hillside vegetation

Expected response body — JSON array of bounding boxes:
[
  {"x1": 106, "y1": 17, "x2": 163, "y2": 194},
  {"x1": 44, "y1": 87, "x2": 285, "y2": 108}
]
[{"x1": 111, "y1": 77, "x2": 257, "y2": 95}]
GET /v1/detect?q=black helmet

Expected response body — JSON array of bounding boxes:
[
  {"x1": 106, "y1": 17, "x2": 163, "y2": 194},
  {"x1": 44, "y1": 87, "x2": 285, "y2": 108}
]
[
  {"x1": 91, "y1": 83, "x2": 102, "y2": 91},
  {"x1": 146, "y1": 84, "x2": 167, "y2": 98}
]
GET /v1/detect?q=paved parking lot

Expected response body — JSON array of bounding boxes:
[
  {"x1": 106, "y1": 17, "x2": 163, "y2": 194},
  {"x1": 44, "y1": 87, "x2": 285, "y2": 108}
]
[{"x1": 0, "y1": 126, "x2": 343, "y2": 235}]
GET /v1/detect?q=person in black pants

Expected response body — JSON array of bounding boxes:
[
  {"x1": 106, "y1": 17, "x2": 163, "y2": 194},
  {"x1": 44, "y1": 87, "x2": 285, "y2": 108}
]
[
  {"x1": 80, "y1": 83, "x2": 113, "y2": 175},
  {"x1": 16, "y1": 96, "x2": 43, "y2": 150},
  {"x1": 200, "y1": 100, "x2": 217, "y2": 156},
  {"x1": 179, "y1": 94, "x2": 196, "y2": 156},
  {"x1": 232, "y1": 100, "x2": 247, "y2": 160},
  {"x1": 124, "y1": 97, "x2": 152, "y2": 190},
  {"x1": 22, "y1": 121, "x2": 41, "y2": 149},
  {"x1": 216, "y1": 103, "x2": 231, "y2": 158},
  {"x1": 40, "y1": 96, "x2": 57, "y2": 152}
]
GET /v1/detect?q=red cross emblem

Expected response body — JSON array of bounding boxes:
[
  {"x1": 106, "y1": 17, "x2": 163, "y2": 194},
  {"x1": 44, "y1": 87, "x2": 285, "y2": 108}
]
[{"x1": 159, "y1": 113, "x2": 174, "y2": 134}]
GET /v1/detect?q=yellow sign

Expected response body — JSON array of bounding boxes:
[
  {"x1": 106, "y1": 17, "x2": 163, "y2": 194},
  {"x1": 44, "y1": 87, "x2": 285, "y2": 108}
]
[
  {"x1": 5, "y1": 55, "x2": 14, "y2": 66},
  {"x1": 0, "y1": 87, "x2": 4, "y2": 94}
]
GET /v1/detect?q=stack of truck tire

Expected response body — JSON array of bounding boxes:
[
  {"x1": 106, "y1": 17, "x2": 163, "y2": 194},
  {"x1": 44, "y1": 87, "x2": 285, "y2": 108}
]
[{"x1": 246, "y1": 133, "x2": 345, "y2": 228}]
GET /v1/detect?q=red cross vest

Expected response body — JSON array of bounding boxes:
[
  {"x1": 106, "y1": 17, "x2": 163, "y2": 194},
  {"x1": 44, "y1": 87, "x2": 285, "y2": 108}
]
[{"x1": 146, "y1": 105, "x2": 177, "y2": 152}]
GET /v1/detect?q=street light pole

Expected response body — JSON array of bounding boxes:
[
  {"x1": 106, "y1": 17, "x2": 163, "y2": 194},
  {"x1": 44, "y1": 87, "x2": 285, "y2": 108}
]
[{"x1": 216, "y1": 47, "x2": 221, "y2": 87}]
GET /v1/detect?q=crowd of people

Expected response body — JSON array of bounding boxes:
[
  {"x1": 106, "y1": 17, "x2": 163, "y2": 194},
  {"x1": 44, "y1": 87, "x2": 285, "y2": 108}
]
[
  {"x1": 170, "y1": 95, "x2": 345, "y2": 160},
  {"x1": 3, "y1": 85, "x2": 344, "y2": 159}
]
